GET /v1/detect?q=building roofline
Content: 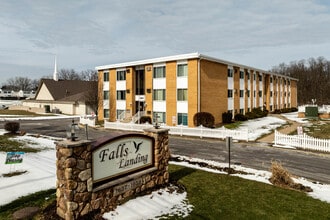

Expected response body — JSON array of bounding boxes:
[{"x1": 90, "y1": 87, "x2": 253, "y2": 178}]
[
  {"x1": 95, "y1": 52, "x2": 200, "y2": 70},
  {"x1": 96, "y1": 52, "x2": 298, "y2": 81}
]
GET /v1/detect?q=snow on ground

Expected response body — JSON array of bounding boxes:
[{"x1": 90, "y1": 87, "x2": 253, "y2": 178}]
[
  {"x1": 1, "y1": 113, "x2": 330, "y2": 219},
  {"x1": 103, "y1": 186, "x2": 193, "y2": 220},
  {"x1": 281, "y1": 112, "x2": 309, "y2": 124},
  {"x1": 236, "y1": 116, "x2": 286, "y2": 141}
]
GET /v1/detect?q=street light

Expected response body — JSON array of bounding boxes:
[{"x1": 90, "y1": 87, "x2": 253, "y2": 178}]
[
  {"x1": 154, "y1": 113, "x2": 160, "y2": 129},
  {"x1": 67, "y1": 119, "x2": 79, "y2": 141}
]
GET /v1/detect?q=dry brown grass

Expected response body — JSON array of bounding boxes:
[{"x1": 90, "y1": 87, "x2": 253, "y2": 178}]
[{"x1": 269, "y1": 160, "x2": 312, "y2": 192}]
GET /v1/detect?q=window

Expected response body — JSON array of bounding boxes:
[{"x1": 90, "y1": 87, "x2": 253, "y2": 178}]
[
  {"x1": 104, "y1": 109, "x2": 109, "y2": 118},
  {"x1": 240, "y1": 71, "x2": 244, "y2": 79},
  {"x1": 177, "y1": 89, "x2": 187, "y2": 101},
  {"x1": 116, "y1": 90, "x2": 126, "y2": 100},
  {"x1": 153, "y1": 89, "x2": 166, "y2": 101},
  {"x1": 270, "y1": 77, "x2": 273, "y2": 83},
  {"x1": 153, "y1": 66, "x2": 166, "y2": 78},
  {"x1": 153, "y1": 112, "x2": 166, "y2": 123},
  {"x1": 240, "y1": 109, "x2": 244, "y2": 114},
  {"x1": 103, "y1": 91, "x2": 109, "y2": 100},
  {"x1": 254, "y1": 91, "x2": 256, "y2": 97},
  {"x1": 247, "y1": 90, "x2": 250, "y2": 97},
  {"x1": 104, "y1": 71, "x2": 109, "y2": 82},
  {"x1": 247, "y1": 72, "x2": 250, "y2": 80},
  {"x1": 228, "y1": 89, "x2": 233, "y2": 98},
  {"x1": 116, "y1": 109, "x2": 124, "y2": 119},
  {"x1": 116, "y1": 70, "x2": 126, "y2": 81},
  {"x1": 227, "y1": 69, "x2": 233, "y2": 77},
  {"x1": 177, "y1": 64, "x2": 188, "y2": 77},
  {"x1": 259, "y1": 75, "x2": 263, "y2": 81},
  {"x1": 178, "y1": 113, "x2": 188, "y2": 126},
  {"x1": 240, "y1": 90, "x2": 244, "y2": 98},
  {"x1": 270, "y1": 91, "x2": 273, "y2": 97},
  {"x1": 253, "y1": 74, "x2": 256, "y2": 81},
  {"x1": 259, "y1": 91, "x2": 262, "y2": 97}
]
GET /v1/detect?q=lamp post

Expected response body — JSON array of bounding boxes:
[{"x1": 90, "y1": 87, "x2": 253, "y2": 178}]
[
  {"x1": 67, "y1": 119, "x2": 79, "y2": 141},
  {"x1": 154, "y1": 113, "x2": 160, "y2": 129}
]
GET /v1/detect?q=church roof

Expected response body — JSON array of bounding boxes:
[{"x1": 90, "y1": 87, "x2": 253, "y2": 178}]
[{"x1": 35, "y1": 79, "x2": 97, "y2": 102}]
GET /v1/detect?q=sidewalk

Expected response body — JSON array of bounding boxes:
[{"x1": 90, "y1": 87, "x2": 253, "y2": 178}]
[{"x1": 257, "y1": 114, "x2": 301, "y2": 144}]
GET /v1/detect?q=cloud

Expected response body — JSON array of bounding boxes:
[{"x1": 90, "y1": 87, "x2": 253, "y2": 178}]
[{"x1": 1, "y1": 0, "x2": 330, "y2": 84}]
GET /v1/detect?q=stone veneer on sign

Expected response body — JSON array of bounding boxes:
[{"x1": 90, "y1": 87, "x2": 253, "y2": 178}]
[{"x1": 56, "y1": 128, "x2": 170, "y2": 220}]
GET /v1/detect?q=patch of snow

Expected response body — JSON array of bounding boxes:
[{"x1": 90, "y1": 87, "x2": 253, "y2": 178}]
[
  {"x1": 281, "y1": 112, "x2": 308, "y2": 124},
  {"x1": 103, "y1": 186, "x2": 193, "y2": 220},
  {"x1": 236, "y1": 116, "x2": 286, "y2": 141}
]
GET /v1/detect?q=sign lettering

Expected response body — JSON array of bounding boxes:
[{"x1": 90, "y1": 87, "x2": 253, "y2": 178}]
[{"x1": 92, "y1": 136, "x2": 154, "y2": 183}]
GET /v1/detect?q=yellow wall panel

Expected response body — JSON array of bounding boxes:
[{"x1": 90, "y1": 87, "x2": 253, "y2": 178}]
[
  {"x1": 97, "y1": 70, "x2": 104, "y2": 121},
  {"x1": 200, "y1": 60, "x2": 227, "y2": 124},
  {"x1": 109, "y1": 69, "x2": 116, "y2": 122},
  {"x1": 187, "y1": 59, "x2": 198, "y2": 127},
  {"x1": 166, "y1": 61, "x2": 177, "y2": 126},
  {"x1": 145, "y1": 65, "x2": 153, "y2": 116}
]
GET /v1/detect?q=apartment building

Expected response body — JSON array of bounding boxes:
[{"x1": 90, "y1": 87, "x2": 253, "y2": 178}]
[{"x1": 96, "y1": 53, "x2": 298, "y2": 127}]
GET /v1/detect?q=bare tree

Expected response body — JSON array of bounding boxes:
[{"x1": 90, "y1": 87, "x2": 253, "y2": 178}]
[
  {"x1": 272, "y1": 56, "x2": 330, "y2": 105},
  {"x1": 81, "y1": 69, "x2": 98, "y2": 81},
  {"x1": 3, "y1": 77, "x2": 34, "y2": 91},
  {"x1": 58, "y1": 69, "x2": 81, "y2": 80},
  {"x1": 84, "y1": 81, "x2": 98, "y2": 115}
]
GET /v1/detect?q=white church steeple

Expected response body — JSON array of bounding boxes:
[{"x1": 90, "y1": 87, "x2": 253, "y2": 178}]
[{"x1": 53, "y1": 55, "x2": 58, "y2": 81}]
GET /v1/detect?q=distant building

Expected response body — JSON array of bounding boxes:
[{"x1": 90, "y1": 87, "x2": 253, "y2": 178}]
[
  {"x1": 0, "y1": 89, "x2": 35, "y2": 100},
  {"x1": 96, "y1": 52, "x2": 298, "y2": 127},
  {"x1": 22, "y1": 79, "x2": 97, "y2": 115}
]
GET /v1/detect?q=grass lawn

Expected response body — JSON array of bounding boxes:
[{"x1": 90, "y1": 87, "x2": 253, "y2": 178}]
[
  {"x1": 0, "y1": 135, "x2": 40, "y2": 153},
  {"x1": 0, "y1": 110, "x2": 50, "y2": 117},
  {"x1": 303, "y1": 120, "x2": 330, "y2": 139},
  {"x1": 1, "y1": 164, "x2": 329, "y2": 219}
]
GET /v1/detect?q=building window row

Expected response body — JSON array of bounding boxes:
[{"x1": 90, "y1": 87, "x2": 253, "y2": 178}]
[
  {"x1": 177, "y1": 89, "x2": 188, "y2": 101},
  {"x1": 239, "y1": 71, "x2": 244, "y2": 79},
  {"x1": 153, "y1": 66, "x2": 166, "y2": 78},
  {"x1": 103, "y1": 91, "x2": 109, "y2": 100},
  {"x1": 177, "y1": 64, "x2": 188, "y2": 77},
  {"x1": 178, "y1": 113, "x2": 188, "y2": 125},
  {"x1": 116, "y1": 90, "x2": 126, "y2": 100},
  {"x1": 116, "y1": 70, "x2": 126, "y2": 81},
  {"x1": 153, "y1": 112, "x2": 166, "y2": 123},
  {"x1": 103, "y1": 71, "x2": 109, "y2": 82},
  {"x1": 228, "y1": 69, "x2": 233, "y2": 77},
  {"x1": 153, "y1": 89, "x2": 166, "y2": 101}
]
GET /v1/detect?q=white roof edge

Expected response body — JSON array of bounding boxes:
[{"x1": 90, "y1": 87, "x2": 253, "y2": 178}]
[
  {"x1": 95, "y1": 52, "x2": 200, "y2": 70},
  {"x1": 95, "y1": 52, "x2": 297, "y2": 81}
]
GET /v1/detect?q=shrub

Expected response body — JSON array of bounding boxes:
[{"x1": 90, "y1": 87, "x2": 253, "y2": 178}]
[
  {"x1": 4, "y1": 121, "x2": 20, "y2": 134},
  {"x1": 234, "y1": 113, "x2": 247, "y2": 121},
  {"x1": 193, "y1": 112, "x2": 215, "y2": 128},
  {"x1": 269, "y1": 161, "x2": 312, "y2": 192},
  {"x1": 245, "y1": 111, "x2": 256, "y2": 120},
  {"x1": 222, "y1": 111, "x2": 233, "y2": 124},
  {"x1": 139, "y1": 116, "x2": 152, "y2": 124}
]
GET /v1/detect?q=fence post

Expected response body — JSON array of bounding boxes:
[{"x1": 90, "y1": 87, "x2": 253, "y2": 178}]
[{"x1": 274, "y1": 130, "x2": 278, "y2": 146}]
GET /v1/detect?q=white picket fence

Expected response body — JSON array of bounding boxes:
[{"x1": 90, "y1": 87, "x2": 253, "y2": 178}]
[
  {"x1": 274, "y1": 130, "x2": 330, "y2": 153},
  {"x1": 79, "y1": 115, "x2": 97, "y2": 127},
  {"x1": 104, "y1": 120, "x2": 249, "y2": 141}
]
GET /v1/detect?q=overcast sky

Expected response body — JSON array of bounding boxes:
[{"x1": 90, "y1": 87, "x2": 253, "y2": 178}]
[{"x1": 1, "y1": 0, "x2": 330, "y2": 85}]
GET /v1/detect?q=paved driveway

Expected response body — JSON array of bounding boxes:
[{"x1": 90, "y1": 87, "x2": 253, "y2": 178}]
[{"x1": 1, "y1": 118, "x2": 329, "y2": 184}]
